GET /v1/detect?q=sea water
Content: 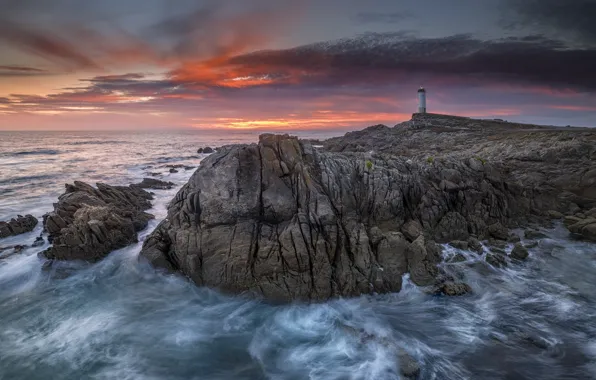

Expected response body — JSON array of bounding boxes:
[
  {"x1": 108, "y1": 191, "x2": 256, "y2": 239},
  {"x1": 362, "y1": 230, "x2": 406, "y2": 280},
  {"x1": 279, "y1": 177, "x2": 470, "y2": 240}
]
[{"x1": 0, "y1": 130, "x2": 595, "y2": 379}]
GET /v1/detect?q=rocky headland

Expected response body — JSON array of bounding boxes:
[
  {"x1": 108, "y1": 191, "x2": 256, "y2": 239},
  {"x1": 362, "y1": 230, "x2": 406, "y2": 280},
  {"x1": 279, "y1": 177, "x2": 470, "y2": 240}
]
[
  {"x1": 137, "y1": 113, "x2": 596, "y2": 302},
  {"x1": 28, "y1": 114, "x2": 596, "y2": 302}
]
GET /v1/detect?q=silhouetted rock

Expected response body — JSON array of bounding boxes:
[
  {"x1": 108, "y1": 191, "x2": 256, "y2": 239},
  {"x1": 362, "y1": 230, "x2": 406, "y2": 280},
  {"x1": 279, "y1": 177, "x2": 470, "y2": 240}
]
[
  {"x1": 133, "y1": 178, "x2": 175, "y2": 190},
  {"x1": 169, "y1": 168, "x2": 178, "y2": 173},
  {"x1": 202, "y1": 146, "x2": 214, "y2": 154},
  {"x1": 42, "y1": 181, "x2": 154, "y2": 261},
  {"x1": 0, "y1": 214, "x2": 38, "y2": 238}
]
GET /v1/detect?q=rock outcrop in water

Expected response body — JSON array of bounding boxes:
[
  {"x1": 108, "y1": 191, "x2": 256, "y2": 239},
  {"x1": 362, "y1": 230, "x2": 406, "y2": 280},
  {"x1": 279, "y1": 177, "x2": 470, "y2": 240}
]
[
  {"x1": 42, "y1": 181, "x2": 154, "y2": 261},
  {"x1": 0, "y1": 215, "x2": 38, "y2": 239},
  {"x1": 139, "y1": 113, "x2": 596, "y2": 301}
]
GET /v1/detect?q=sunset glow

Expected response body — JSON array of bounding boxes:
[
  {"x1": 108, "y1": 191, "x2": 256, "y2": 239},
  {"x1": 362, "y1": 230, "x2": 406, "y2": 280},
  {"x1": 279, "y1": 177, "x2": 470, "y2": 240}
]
[{"x1": 1, "y1": 1, "x2": 595, "y2": 130}]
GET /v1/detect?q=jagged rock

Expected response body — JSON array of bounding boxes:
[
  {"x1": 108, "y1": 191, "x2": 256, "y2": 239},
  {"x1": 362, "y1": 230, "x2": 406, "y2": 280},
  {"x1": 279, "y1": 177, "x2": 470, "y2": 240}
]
[
  {"x1": 488, "y1": 223, "x2": 509, "y2": 241},
  {"x1": 139, "y1": 131, "x2": 565, "y2": 302},
  {"x1": 448, "y1": 240, "x2": 469, "y2": 250},
  {"x1": 467, "y1": 237, "x2": 483, "y2": 254},
  {"x1": 42, "y1": 181, "x2": 154, "y2": 261},
  {"x1": 133, "y1": 178, "x2": 175, "y2": 190},
  {"x1": 0, "y1": 214, "x2": 38, "y2": 238},
  {"x1": 401, "y1": 220, "x2": 422, "y2": 242},
  {"x1": 32, "y1": 236, "x2": 44, "y2": 247},
  {"x1": 434, "y1": 212, "x2": 469, "y2": 242},
  {"x1": 436, "y1": 282, "x2": 472, "y2": 296},
  {"x1": 510, "y1": 243, "x2": 529, "y2": 261},
  {"x1": 486, "y1": 252, "x2": 508, "y2": 268},
  {"x1": 524, "y1": 230, "x2": 548, "y2": 240}
]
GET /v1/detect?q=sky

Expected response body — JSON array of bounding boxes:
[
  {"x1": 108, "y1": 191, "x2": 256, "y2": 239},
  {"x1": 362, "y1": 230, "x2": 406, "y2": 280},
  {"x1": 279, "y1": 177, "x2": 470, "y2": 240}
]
[{"x1": 0, "y1": 0, "x2": 595, "y2": 131}]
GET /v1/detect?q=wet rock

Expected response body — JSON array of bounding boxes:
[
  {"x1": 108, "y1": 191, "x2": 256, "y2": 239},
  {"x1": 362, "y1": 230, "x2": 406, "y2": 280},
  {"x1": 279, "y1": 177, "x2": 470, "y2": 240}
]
[
  {"x1": 448, "y1": 240, "x2": 469, "y2": 250},
  {"x1": 184, "y1": 166, "x2": 195, "y2": 171},
  {"x1": 525, "y1": 241, "x2": 539, "y2": 249},
  {"x1": 436, "y1": 281, "x2": 472, "y2": 296},
  {"x1": 202, "y1": 146, "x2": 214, "y2": 154},
  {"x1": 32, "y1": 236, "x2": 44, "y2": 247},
  {"x1": 447, "y1": 253, "x2": 467, "y2": 263},
  {"x1": 42, "y1": 181, "x2": 154, "y2": 262},
  {"x1": 0, "y1": 214, "x2": 38, "y2": 238},
  {"x1": 133, "y1": 178, "x2": 175, "y2": 190},
  {"x1": 467, "y1": 237, "x2": 483, "y2": 254},
  {"x1": 401, "y1": 220, "x2": 422, "y2": 242},
  {"x1": 197, "y1": 148, "x2": 203, "y2": 153},
  {"x1": 524, "y1": 229, "x2": 548, "y2": 240},
  {"x1": 547, "y1": 210, "x2": 564, "y2": 219},
  {"x1": 565, "y1": 216, "x2": 596, "y2": 242},
  {"x1": 510, "y1": 243, "x2": 529, "y2": 261},
  {"x1": 488, "y1": 222, "x2": 509, "y2": 241},
  {"x1": 169, "y1": 168, "x2": 179, "y2": 173},
  {"x1": 397, "y1": 348, "x2": 421, "y2": 378},
  {"x1": 486, "y1": 252, "x2": 508, "y2": 268},
  {"x1": 148, "y1": 172, "x2": 161, "y2": 177},
  {"x1": 508, "y1": 234, "x2": 521, "y2": 243}
]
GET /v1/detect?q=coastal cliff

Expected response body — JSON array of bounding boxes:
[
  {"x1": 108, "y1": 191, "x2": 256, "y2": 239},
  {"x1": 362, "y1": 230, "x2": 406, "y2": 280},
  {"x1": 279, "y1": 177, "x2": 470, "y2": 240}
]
[{"x1": 139, "y1": 114, "x2": 596, "y2": 301}]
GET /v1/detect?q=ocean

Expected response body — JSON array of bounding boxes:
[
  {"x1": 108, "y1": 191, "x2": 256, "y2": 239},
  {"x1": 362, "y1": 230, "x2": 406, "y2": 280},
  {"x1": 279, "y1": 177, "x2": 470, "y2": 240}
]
[{"x1": 0, "y1": 130, "x2": 595, "y2": 379}]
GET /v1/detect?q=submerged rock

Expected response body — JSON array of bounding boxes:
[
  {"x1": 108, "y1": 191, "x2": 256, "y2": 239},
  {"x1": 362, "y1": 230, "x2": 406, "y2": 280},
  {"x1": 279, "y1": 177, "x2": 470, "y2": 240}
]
[
  {"x1": 0, "y1": 214, "x2": 38, "y2": 238},
  {"x1": 42, "y1": 181, "x2": 154, "y2": 261},
  {"x1": 397, "y1": 348, "x2": 421, "y2": 378}
]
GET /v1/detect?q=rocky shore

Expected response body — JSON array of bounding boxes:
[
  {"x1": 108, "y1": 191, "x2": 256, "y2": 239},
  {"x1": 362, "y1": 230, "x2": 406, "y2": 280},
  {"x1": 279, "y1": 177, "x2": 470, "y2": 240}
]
[
  {"x1": 26, "y1": 113, "x2": 595, "y2": 303},
  {"x1": 138, "y1": 113, "x2": 596, "y2": 302}
]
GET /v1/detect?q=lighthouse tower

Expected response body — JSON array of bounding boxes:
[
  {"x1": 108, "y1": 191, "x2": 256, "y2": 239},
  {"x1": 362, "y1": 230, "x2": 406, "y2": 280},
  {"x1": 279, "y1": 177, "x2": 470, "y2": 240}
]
[{"x1": 417, "y1": 86, "x2": 427, "y2": 114}]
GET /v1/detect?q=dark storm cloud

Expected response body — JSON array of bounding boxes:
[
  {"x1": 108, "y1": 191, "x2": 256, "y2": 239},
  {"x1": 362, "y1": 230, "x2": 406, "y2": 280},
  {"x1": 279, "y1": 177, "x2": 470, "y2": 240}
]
[
  {"x1": 224, "y1": 33, "x2": 596, "y2": 91},
  {"x1": 504, "y1": 0, "x2": 596, "y2": 46},
  {"x1": 353, "y1": 11, "x2": 413, "y2": 25}
]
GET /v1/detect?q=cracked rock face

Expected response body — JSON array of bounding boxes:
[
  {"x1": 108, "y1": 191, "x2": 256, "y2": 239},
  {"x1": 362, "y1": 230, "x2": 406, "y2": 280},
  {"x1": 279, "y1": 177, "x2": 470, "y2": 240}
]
[
  {"x1": 140, "y1": 133, "x2": 555, "y2": 302},
  {"x1": 42, "y1": 181, "x2": 154, "y2": 261}
]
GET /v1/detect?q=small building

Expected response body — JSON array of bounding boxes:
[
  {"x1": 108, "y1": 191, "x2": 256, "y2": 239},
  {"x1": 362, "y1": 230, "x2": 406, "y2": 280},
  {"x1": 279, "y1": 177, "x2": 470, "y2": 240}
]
[{"x1": 417, "y1": 87, "x2": 427, "y2": 114}]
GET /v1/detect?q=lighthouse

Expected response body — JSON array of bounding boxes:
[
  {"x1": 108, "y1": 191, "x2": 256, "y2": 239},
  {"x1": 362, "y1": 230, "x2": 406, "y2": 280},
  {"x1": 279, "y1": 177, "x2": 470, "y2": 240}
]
[{"x1": 417, "y1": 86, "x2": 427, "y2": 114}]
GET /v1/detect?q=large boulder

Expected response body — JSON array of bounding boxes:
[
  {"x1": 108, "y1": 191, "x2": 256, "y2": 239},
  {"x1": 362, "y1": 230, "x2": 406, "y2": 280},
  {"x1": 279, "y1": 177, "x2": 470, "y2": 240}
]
[
  {"x1": 565, "y1": 216, "x2": 596, "y2": 242},
  {"x1": 0, "y1": 215, "x2": 38, "y2": 238},
  {"x1": 42, "y1": 181, "x2": 154, "y2": 261},
  {"x1": 140, "y1": 134, "x2": 545, "y2": 302}
]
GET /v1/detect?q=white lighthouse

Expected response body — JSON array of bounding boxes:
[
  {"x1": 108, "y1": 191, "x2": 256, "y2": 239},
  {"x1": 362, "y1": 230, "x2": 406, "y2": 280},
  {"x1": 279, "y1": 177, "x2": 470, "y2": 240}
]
[{"x1": 417, "y1": 86, "x2": 427, "y2": 114}]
